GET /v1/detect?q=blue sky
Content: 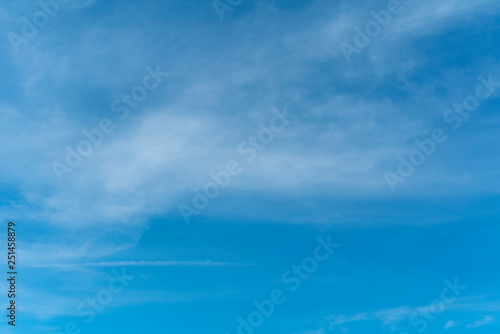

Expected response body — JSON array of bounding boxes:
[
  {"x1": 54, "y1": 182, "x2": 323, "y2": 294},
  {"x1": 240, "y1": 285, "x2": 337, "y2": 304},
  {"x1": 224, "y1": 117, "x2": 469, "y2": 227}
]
[{"x1": 0, "y1": 0, "x2": 500, "y2": 333}]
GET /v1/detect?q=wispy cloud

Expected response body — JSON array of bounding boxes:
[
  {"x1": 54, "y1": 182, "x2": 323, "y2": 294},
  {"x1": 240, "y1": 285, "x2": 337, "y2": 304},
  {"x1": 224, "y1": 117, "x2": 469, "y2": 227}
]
[
  {"x1": 445, "y1": 320, "x2": 460, "y2": 330},
  {"x1": 294, "y1": 329, "x2": 325, "y2": 334},
  {"x1": 327, "y1": 297, "x2": 499, "y2": 329},
  {"x1": 329, "y1": 313, "x2": 369, "y2": 327},
  {"x1": 328, "y1": 306, "x2": 415, "y2": 330},
  {"x1": 467, "y1": 316, "x2": 495, "y2": 329},
  {"x1": 29, "y1": 260, "x2": 248, "y2": 268}
]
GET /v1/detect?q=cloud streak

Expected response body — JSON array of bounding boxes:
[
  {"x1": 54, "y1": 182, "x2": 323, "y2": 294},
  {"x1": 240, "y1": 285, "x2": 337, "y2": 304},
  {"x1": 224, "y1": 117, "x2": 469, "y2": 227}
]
[
  {"x1": 467, "y1": 316, "x2": 495, "y2": 329},
  {"x1": 29, "y1": 260, "x2": 249, "y2": 268}
]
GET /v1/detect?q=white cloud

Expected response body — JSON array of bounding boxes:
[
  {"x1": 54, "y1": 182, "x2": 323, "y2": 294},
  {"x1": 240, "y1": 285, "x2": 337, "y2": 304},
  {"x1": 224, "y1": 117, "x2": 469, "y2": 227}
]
[
  {"x1": 445, "y1": 320, "x2": 460, "y2": 330},
  {"x1": 29, "y1": 260, "x2": 247, "y2": 268},
  {"x1": 467, "y1": 316, "x2": 495, "y2": 329},
  {"x1": 329, "y1": 313, "x2": 369, "y2": 327}
]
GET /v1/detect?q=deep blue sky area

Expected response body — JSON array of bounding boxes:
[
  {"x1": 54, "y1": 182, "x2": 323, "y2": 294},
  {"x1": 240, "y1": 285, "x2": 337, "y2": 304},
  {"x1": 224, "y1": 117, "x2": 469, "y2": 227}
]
[{"x1": 0, "y1": 0, "x2": 499, "y2": 333}]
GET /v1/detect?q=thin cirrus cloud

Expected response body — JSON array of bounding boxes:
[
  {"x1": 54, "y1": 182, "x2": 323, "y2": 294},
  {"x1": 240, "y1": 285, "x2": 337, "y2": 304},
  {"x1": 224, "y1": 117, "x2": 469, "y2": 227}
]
[
  {"x1": 467, "y1": 316, "x2": 496, "y2": 329},
  {"x1": 3, "y1": 1, "x2": 500, "y2": 221},
  {"x1": 28, "y1": 260, "x2": 249, "y2": 268},
  {"x1": 0, "y1": 1, "x2": 499, "y2": 333},
  {"x1": 445, "y1": 320, "x2": 460, "y2": 330}
]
